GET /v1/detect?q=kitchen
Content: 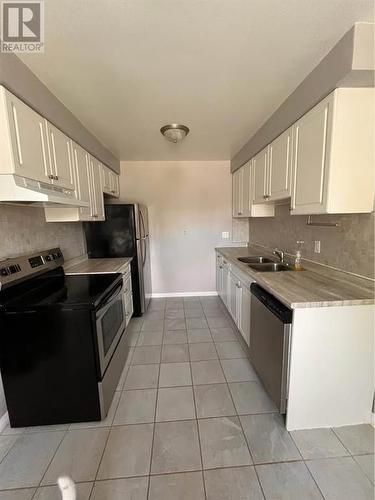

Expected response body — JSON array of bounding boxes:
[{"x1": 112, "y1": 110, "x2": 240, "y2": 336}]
[{"x1": 0, "y1": 2, "x2": 374, "y2": 499}]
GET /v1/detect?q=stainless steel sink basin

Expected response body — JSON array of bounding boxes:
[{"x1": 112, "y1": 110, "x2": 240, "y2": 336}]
[
  {"x1": 237, "y1": 256, "x2": 275, "y2": 264},
  {"x1": 248, "y1": 263, "x2": 294, "y2": 272}
]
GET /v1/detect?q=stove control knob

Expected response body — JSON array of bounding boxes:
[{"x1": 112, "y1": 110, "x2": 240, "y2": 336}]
[
  {"x1": 45, "y1": 255, "x2": 52, "y2": 262},
  {"x1": 0, "y1": 267, "x2": 9, "y2": 276}
]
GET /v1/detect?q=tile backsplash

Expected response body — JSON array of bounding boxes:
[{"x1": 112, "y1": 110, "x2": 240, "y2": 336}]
[
  {"x1": 248, "y1": 203, "x2": 374, "y2": 279},
  {"x1": 0, "y1": 205, "x2": 86, "y2": 261}
]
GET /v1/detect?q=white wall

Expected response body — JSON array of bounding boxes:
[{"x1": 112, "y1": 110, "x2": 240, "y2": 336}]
[{"x1": 118, "y1": 161, "x2": 234, "y2": 295}]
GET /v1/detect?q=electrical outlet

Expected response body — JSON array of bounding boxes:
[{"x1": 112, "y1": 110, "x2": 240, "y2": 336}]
[
  {"x1": 314, "y1": 240, "x2": 321, "y2": 253},
  {"x1": 221, "y1": 231, "x2": 229, "y2": 239}
]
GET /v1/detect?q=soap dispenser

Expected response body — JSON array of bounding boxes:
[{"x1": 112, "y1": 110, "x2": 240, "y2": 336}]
[{"x1": 294, "y1": 240, "x2": 304, "y2": 271}]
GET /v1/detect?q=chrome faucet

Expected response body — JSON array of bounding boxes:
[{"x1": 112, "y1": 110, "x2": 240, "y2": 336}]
[{"x1": 273, "y1": 248, "x2": 284, "y2": 262}]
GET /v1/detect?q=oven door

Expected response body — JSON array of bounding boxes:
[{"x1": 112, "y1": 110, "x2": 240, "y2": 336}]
[{"x1": 96, "y1": 280, "x2": 126, "y2": 378}]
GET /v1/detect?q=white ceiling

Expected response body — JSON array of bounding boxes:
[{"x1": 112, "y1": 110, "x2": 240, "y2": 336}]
[{"x1": 20, "y1": 1, "x2": 374, "y2": 161}]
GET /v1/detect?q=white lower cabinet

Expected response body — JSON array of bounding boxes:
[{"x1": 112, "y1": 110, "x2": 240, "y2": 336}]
[
  {"x1": 216, "y1": 252, "x2": 252, "y2": 347},
  {"x1": 237, "y1": 280, "x2": 251, "y2": 346}
]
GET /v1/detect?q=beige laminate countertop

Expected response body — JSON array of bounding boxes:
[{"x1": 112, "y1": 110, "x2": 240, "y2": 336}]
[
  {"x1": 65, "y1": 257, "x2": 132, "y2": 275},
  {"x1": 216, "y1": 246, "x2": 374, "y2": 309}
]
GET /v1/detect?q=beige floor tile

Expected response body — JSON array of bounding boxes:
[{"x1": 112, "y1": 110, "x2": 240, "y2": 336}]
[
  {"x1": 97, "y1": 424, "x2": 153, "y2": 479},
  {"x1": 42, "y1": 428, "x2": 109, "y2": 485},
  {"x1": 240, "y1": 413, "x2": 301, "y2": 464},
  {"x1": 204, "y1": 466, "x2": 264, "y2": 500},
  {"x1": 163, "y1": 330, "x2": 188, "y2": 345},
  {"x1": 69, "y1": 391, "x2": 120, "y2": 430},
  {"x1": 0, "y1": 490, "x2": 36, "y2": 500},
  {"x1": 90, "y1": 477, "x2": 148, "y2": 500},
  {"x1": 210, "y1": 327, "x2": 237, "y2": 342},
  {"x1": 307, "y1": 456, "x2": 373, "y2": 500},
  {"x1": 34, "y1": 482, "x2": 93, "y2": 500},
  {"x1": 165, "y1": 318, "x2": 186, "y2": 331},
  {"x1": 131, "y1": 346, "x2": 161, "y2": 364},
  {"x1": 221, "y1": 358, "x2": 258, "y2": 382},
  {"x1": 149, "y1": 471, "x2": 205, "y2": 500},
  {"x1": 186, "y1": 317, "x2": 209, "y2": 330},
  {"x1": 191, "y1": 360, "x2": 226, "y2": 385},
  {"x1": 215, "y1": 341, "x2": 246, "y2": 359},
  {"x1": 291, "y1": 428, "x2": 350, "y2": 459},
  {"x1": 256, "y1": 461, "x2": 324, "y2": 500},
  {"x1": 189, "y1": 342, "x2": 218, "y2": 361},
  {"x1": 151, "y1": 420, "x2": 201, "y2": 474},
  {"x1": 198, "y1": 416, "x2": 252, "y2": 469},
  {"x1": 333, "y1": 424, "x2": 374, "y2": 455},
  {"x1": 159, "y1": 362, "x2": 192, "y2": 387},
  {"x1": 194, "y1": 383, "x2": 235, "y2": 418},
  {"x1": 124, "y1": 364, "x2": 159, "y2": 389},
  {"x1": 136, "y1": 331, "x2": 163, "y2": 346},
  {"x1": 229, "y1": 381, "x2": 277, "y2": 415},
  {"x1": 156, "y1": 387, "x2": 196, "y2": 422},
  {"x1": 161, "y1": 344, "x2": 189, "y2": 362},
  {"x1": 0, "y1": 431, "x2": 65, "y2": 489},
  {"x1": 113, "y1": 389, "x2": 157, "y2": 425},
  {"x1": 187, "y1": 329, "x2": 212, "y2": 343}
]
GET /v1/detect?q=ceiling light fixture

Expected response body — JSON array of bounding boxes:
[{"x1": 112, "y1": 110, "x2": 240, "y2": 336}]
[{"x1": 160, "y1": 124, "x2": 189, "y2": 143}]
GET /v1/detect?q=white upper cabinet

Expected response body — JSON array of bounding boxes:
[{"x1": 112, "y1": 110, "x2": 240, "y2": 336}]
[
  {"x1": 232, "y1": 160, "x2": 274, "y2": 218},
  {"x1": 45, "y1": 122, "x2": 75, "y2": 190},
  {"x1": 0, "y1": 88, "x2": 51, "y2": 184},
  {"x1": 291, "y1": 88, "x2": 374, "y2": 214},
  {"x1": 232, "y1": 168, "x2": 243, "y2": 217},
  {"x1": 90, "y1": 158, "x2": 105, "y2": 220},
  {"x1": 101, "y1": 164, "x2": 120, "y2": 198},
  {"x1": 253, "y1": 146, "x2": 269, "y2": 203},
  {"x1": 268, "y1": 127, "x2": 293, "y2": 201}
]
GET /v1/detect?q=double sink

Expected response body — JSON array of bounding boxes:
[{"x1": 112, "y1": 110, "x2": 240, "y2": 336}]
[{"x1": 237, "y1": 256, "x2": 294, "y2": 272}]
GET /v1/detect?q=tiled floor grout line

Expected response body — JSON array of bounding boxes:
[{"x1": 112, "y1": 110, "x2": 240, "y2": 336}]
[
  {"x1": 146, "y1": 312, "x2": 164, "y2": 500},
  {"x1": 30, "y1": 427, "x2": 70, "y2": 497},
  {"x1": 212, "y1": 338, "x2": 268, "y2": 500},
  {"x1": 188, "y1": 352, "x2": 207, "y2": 500}
]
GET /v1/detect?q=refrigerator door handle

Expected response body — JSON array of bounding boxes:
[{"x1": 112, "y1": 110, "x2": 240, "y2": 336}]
[{"x1": 139, "y1": 209, "x2": 146, "y2": 240}]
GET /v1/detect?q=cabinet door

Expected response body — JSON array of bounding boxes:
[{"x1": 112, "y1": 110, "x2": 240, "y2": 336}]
[
  {"x1": 72, "y1": 143, "x2": 92, "y2": 219},
  {"x1": 253, "y1": 146, "x2": 269, "y2": 203},
  {"x1": 292, "y1": 97, "x2": 331, "y2": 213},
  {"x1": 238, "y1": 282, "x2": 251, "y2": 346},
  {"x1": 5, "y1": 91, "x2": 51, "y2": 184},
  {"x1": 90, "y1": 158, "x2": 105, "y2": 220},
  {"x1": 109, "y1": 171, "x2": 120, "y2": 197},
  {"x1": 222, "y1": 263, "x2": 229, "y2": 307},
  {"x1": 101, "y1": 165, "x2": 111, "y2": 193},
  {"x1": 269, "y1": 127, "x2": 292, "y2": 201},
  {"x1": 46, "y1": 122, "x2": 75, "y2": 190},
  {"x1": 232, "y1": 169, "x2": 243, "y2": 217},
  {"x1": 216, "y1": 254, "x2": 223, "y2": 297},
  {"x1": 242, "y1": 161, "x2": 251, "y2": 216},
  {"x1": 228, "y1": 271, "x2": 239, "y2": 323}
]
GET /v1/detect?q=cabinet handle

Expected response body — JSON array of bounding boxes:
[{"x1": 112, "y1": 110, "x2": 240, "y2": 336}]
[
  {"x1": 238, "y1": 211, "x2": 243, "y2": 215},
  {"x1": 48, "y1": 174, "x2": 54, "y2": 180},
  {"x1": 54, "y1": 175, "x2": 59, "y2": 180}
]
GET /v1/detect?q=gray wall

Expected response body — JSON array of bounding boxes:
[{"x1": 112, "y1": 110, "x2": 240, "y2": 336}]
[
  {"x1": 249, "y1": 204, "x2": 374, "y2": 279},
  {"x1": 0, "y1": 205, "x2": 86, "y2": 420},
  {"x1": 231, "y1": 23, "x2": 375, "y2": 172},
  {"x1": 0, "y1": 52, "x2": 120, "y2": 174}
]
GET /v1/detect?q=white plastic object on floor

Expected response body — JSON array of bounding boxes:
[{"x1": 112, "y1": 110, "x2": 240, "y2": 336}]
[{"x1": 57, "y1": 476, "x2": 76, "y2": 500}]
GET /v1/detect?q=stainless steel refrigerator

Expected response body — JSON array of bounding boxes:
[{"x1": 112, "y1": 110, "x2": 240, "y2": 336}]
[{"x1": 83, "y1": 204, "x2": 152, "y2": 315}]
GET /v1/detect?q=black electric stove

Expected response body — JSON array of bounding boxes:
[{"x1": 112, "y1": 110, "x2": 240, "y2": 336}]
[
  {"x1": 0, "y1": 267, "x2": 122, "y2": 311},
  {"x1": 0, "y1": 248, "x2": 130, "y2": 428}
]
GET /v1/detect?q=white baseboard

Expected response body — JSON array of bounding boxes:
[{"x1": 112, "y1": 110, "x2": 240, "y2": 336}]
[
  {"x1": 151, "y1": 291, "x2": 218, "y2": 298},
  {"x1": 0, "y1": 412, "x2": 9, "y2": 433}
]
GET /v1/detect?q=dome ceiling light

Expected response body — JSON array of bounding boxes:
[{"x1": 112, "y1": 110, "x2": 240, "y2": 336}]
[{"x1": 160, "y1": 124, "x2": 190, "y2": 143}]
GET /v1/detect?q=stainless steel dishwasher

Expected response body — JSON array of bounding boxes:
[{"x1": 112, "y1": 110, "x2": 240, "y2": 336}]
[{"x1": 250, "y1": 283, "x2": 293, "y2": 413}]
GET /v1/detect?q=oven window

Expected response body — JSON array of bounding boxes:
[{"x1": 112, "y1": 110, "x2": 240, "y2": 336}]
[{"x1": 101, "y1": 299, "x2": 124, "y2": 356}]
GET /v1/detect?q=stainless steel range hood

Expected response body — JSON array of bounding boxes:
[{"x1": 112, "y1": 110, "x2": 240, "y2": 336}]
[{"x1": 0, "y1": 174, "x2": 90, "y2": 207}]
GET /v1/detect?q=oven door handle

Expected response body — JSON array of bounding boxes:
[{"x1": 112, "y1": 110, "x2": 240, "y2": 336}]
[{"x1": 97, "y1": 281, "x2": 124, "y2": 314}]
